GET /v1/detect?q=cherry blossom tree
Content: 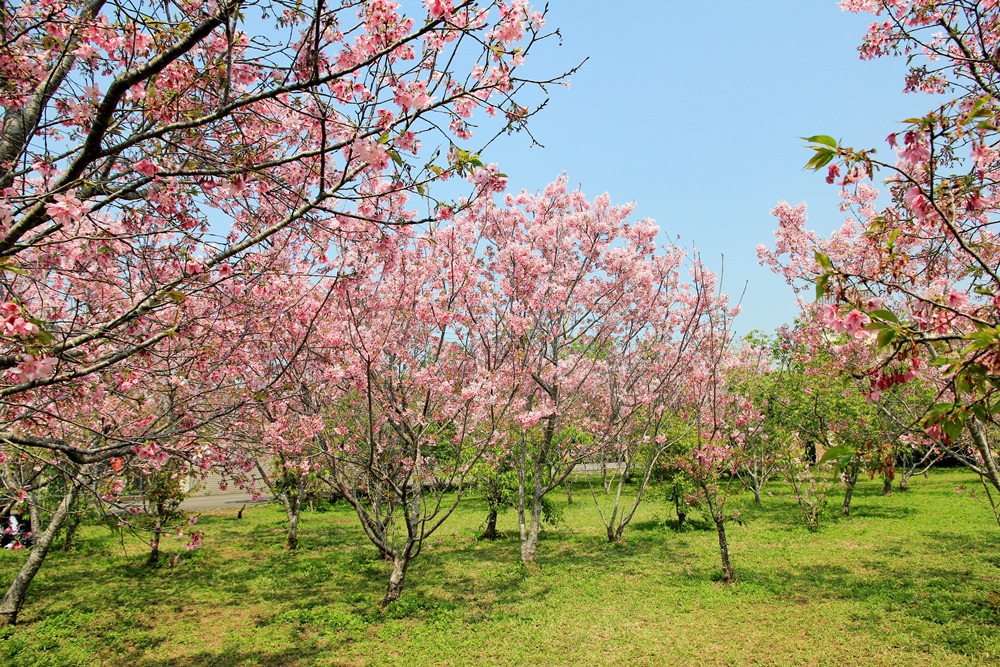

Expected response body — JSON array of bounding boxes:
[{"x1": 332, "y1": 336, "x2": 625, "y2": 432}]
[
  {"x1": 469, "y1": 178, "x2": 718, "y2": 563},
  {"x1": 313, "y1": 216, "x2": 514, "y2": 605},
  {"x1": 585, "y1": 257, "x2": 721, "y2": 544},
  {"x1": 0, "y1": 0, "x2": 570, "y2": 623},
  {"x1": 668, "y1": 273, "x2": 743, "y2": 584},
  {"x1": 760, "y1": 0, "x2": 1000, "y2": 523}
]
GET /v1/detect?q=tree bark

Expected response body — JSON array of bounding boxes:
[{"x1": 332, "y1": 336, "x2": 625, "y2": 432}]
[
  {"x1": 0, "y1": 481, "x2": 79, "y2": 627},
  {"x1": 519, "y1": 494, "x2": 542, "y2": 564},
  {"x1": 714, "y1": 517, "x2": 734, "y2": 584},
  {"x1": 147, "y1": 503, "x2": 164, "y2": 566},
  {"x1": 483, "y1": 508, "x2": 499, "y2": 540},
  {"x1": 881, "y1": 475, "x2": 893, "y2": 496},
  {"x1": 383, "y1": 553, "x2": 409, "y2": 606},
  {"x1": 841, "y1": 484, "x2": 855, "y2": 516},
  {"x1": 283, "y1": 490, "x2": 304, "y2": 551},
  {"x1": 27, "y1": 494, "x2": 42, "y2": 536}
]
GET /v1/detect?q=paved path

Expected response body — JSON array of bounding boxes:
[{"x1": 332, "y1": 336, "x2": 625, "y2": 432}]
[{"x1": 179, "y1": 491, "x2": 273, "y2": 513}]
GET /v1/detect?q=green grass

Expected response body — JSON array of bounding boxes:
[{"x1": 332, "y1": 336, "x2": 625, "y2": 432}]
[{"x1": 1, "y1": 469, "x2": 999, "y2": 666}]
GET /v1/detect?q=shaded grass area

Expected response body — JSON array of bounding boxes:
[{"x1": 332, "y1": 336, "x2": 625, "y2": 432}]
[{"x1": 1, "y1": 470, "x2": 999, "y2": 666}]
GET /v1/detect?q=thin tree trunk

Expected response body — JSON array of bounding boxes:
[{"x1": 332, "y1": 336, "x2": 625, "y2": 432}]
[
  {"x1": 484, "y1": 508, "x2": 499, "y2": 539},
  {"x1": 283, "y1": 490, "x2": 304, "y2": 550},
  {"x1": 968, "y1": 418, "x2": 1000, "y2": 495},
  {"x1": 842, "y1": 484, "x2": 855, "y2": 516},
  {"x1": 27, "y1": 494, "x2": 42, "y2": 536},
  {"x1": 881, "y1": 475, "x2": 893, "y2": 496},
  {"x1": 714, "y1": 517, "x2": 734, "y2": 584},
  {"x1": 0, "y1": 481, "x2": 79, "y2": 627},
  {"x1": 60, "y1": 511, "x2": 80, "y2": 551},
  {"x1": 520, "y1": 490, "x2": 542, "y2": 564},
  {"x1": 148, "y1": 504, "x2": 164, "y2": 566},
  {"x1": 842, "y1": 463, "x2": 860, "y2": 517}
]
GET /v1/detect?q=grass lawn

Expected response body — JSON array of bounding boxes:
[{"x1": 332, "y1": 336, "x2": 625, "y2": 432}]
[{"x1": 1, "y1": 468, "x2": 999, "y2": 666}]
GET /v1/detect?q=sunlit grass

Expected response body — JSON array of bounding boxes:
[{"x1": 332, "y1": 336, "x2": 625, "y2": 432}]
[{"x1": 1, "y1": 469, "x2": 998, "y2": 666}]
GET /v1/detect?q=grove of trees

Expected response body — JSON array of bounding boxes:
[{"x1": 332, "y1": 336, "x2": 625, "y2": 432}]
[{"x1": 2, "y1": 0, "x2": 1000, "y2": 629}]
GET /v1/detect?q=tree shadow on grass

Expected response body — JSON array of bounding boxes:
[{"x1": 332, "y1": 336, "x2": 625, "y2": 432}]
[
  {"x1": 740, "y1": 529, "x2": 1000, "y2": 659},
  {"x1": 134, "y1": 645, "x2": 332, "y2": 667}
]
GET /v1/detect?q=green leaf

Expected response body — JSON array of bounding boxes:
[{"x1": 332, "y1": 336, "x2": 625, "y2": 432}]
[
  {"x1": 803, "y1": 135, "x2": 838, "y2": 148},
  {"x1": 818, "y1": 443, "x2": 855, "y2": 466},
  {"x1": 868, "y1": 308, "x2": 899, "y2": 324},
  {"x1": 814, "y1": 251, "x2": 833, "y2": 271},
  {"x1": 804, "y1": 148, "x2": 835, "y2": 171},
  {"x1": 815, "y1": 273, "x2": 830, "y2": 301},
  {"x1": 1, "y1": 263, "x2": 28, "y2": 276},
  {"x1": 942, "y1": 416, "x2": 965, "y2": 442},
  {"x1": 969, "y1": 403, "x2": 988, "y2": 423},
  {"x1": 876, "y1": 327, "x2": 898, "y2": 348}
]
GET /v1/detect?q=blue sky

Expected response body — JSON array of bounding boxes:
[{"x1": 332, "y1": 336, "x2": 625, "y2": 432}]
[{"x1": 474, "y1": 1, "x2": 937, "y2": 337}]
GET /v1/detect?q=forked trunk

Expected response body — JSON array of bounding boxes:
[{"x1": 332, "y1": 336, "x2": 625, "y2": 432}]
[
  {"x1": 517, "y1": 461, "x2": 544, "y2": 564},
  {"x1": 383, "y1": 553, "x2": 410, "y2": 606},
  {"x1": 0, "y1": 482, "x2": 79, "y2": 627},
  {"x1": 519, "y1": 501, "x2": 541, "y2": 564}
]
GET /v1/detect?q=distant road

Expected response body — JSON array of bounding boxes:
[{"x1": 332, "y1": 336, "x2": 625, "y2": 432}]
[{"x1": 179, "y1": 491, "x2": 273, "y2": 513}]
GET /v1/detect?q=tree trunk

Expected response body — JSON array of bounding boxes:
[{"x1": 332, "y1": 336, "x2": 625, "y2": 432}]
[
  {"x1": 881, "y1": 475, "x2": 892, "y2": 496},
  {"x1": 841, "y1": 484, "x2": 855, "y2": 516},
  {"x1": 714, "y1": 517, "x2": 734, "y2": 584},
  {"x1": 841, "y1": 463, "x2": 860, "y2": 517},
  {"x1": 27, "y1": 494, "x2": 42, "y2": 535},
  {"x1": 519, "y1": 489, "x2": 543, "y2": 564},
  {"x1": 382, "y1": 548, "x2": 412, "y2": 606},
  {"x1": 283, "y1": 491, "x2": 303, "y2": 550},
  {"x1": 604, "y1": 472, "x2": 627, "y2": 543},
  {"x1": 0, "y1": 481, "x2": 79, "y2": 627},
  {"x1": 483, "y1": 508, "x2": 499, "y2": 540},
  {"x1": 517, "y1": 456, "x2": 544, "y2": 564},
  {"x1": 60, "y1": 511, "x2": 80, "y2": 551},
  {"x1": 751, "y1": 485, "x2": 761, "y2": 506},
  {"x1": 148, "y1": 506, "x2": 163, "y2": 566},
  {"x1": 564, "y1": 479, "x2": 573, "y2": 505}
]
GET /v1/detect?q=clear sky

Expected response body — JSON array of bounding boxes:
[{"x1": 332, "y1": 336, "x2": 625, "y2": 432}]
[{"x1": 473, "y1": 0, "x2": 937, "y2": 337}]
